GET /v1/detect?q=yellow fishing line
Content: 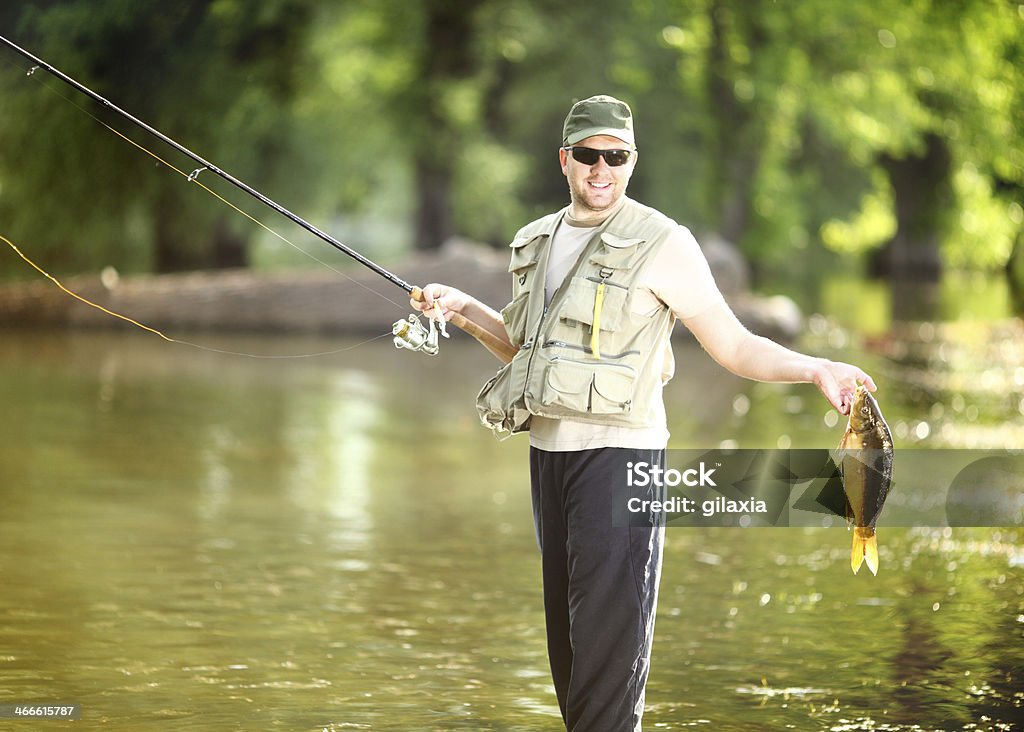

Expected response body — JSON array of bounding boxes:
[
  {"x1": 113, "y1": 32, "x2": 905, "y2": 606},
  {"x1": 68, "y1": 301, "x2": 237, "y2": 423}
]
[
  {"x1": 1, "y1": 56, "x2": 405, "y2": 358},
  {"x1": 1, "y1": 232, "x2": 173, "y2": 341},
  {"x1": 4, "y1": 55, "x2": 405, "y2": 311},
  {"x1": 102, "y1": 120, "x2": 289, "y2": 252},
  {"x1": 93, "y1": 118, "x2": 404, "y2": 310},
  {"x1": 0, "y1": 232, "x2": 393, "y2": 359}
]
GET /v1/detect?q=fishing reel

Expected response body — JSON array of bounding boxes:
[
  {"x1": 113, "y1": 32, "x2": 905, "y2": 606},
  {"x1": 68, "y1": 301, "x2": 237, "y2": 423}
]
[{"x1": 392, "y1": 308, "x2": 448, "y2": 356}]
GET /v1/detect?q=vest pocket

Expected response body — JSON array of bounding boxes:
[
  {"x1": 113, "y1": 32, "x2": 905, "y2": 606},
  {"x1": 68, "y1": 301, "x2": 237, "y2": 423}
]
[
  {"x1": 505, "y1": 235, "x2": 542, "y2": 345},
  {"x1": 559, "y1": 276, "x2": 628, "y2": 332},
  {"x1": 539, "y1": 357, "x2": 635, "y2": 415},
  {"x1": 476, "y1": 349, "x2": 532, "y2": 436},
  {"x1": 477, "y1": 360, "x2": 516, "y2": 432},
  {"x1": 500, "y1": 291, "x2": 531, "y2": 347},
  {"x1": 591, "y1": 368, "x2": 635, "y2": 413},
  {"x1": 588, "y1": 232, "x2": 645, "y2": 270},
  {"x1": 508, "y1": 234, "x2": 544, "y2": 274}
]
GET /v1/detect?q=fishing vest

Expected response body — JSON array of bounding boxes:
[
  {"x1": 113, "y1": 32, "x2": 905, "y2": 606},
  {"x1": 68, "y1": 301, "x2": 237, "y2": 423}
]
[{"x1": 476, "y1": 197, "x2": 678, "y2": 437}]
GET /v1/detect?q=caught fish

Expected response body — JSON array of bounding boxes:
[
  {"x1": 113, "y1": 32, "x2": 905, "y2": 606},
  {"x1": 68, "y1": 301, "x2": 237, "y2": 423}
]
[{"x1": 838, "y1": 384, "x2": 894, "y2": 575}]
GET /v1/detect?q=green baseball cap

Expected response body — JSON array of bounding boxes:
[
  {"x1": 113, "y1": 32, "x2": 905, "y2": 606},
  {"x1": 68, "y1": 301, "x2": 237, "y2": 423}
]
[{"x1": 562, "y1": 95, "x2": 635, "y2": 147}]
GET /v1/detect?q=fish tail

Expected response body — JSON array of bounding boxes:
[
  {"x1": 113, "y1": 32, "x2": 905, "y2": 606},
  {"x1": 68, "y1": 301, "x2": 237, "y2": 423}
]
[{"x1": 851, "y1": 527, "x2": 878, "y2": 575}]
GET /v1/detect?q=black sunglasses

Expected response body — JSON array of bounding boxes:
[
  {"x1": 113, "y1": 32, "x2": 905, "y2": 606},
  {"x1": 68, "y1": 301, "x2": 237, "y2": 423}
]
[{"x1": 563, "y1": 146, "x2": 634, "y2": 167}]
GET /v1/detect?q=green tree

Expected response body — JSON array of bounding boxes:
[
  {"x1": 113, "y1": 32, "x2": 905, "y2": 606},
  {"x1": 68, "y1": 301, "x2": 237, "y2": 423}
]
[
  {"x1": 315, "y1": 0, "x2": 536, "y2": 251},
  {"x1": 2, "y1": 0, "x2": 1020, "y2": 299},
  {"x1": 0, "y1": 0, "x2": 315, "y2": 274},
  {"x1": 656, "y1": 0, "x2": 1023, "y2": 290}
]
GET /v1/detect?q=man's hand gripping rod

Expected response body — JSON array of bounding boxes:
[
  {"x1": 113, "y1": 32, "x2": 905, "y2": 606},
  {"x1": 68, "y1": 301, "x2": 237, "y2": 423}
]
[{"x1": 392, "y1": 288, "x2": 517, "y2": 363}]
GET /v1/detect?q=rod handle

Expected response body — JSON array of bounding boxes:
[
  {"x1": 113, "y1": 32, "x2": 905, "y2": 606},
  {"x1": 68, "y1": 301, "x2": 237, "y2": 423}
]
[{"x1": 410, "y1": 287, "x2": 517, "y2": 364}]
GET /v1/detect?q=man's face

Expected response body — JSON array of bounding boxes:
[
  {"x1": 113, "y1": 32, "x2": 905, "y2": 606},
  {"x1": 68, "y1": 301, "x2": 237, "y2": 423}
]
[{"x1": 559, "y1": 134, "x2": 637, "y2": 216}]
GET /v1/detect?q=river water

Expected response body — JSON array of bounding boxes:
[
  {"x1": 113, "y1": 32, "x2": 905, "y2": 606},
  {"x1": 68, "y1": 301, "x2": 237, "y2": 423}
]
[{"x1": 0, "y1": 326, "x2": 1022, "y2": 731}]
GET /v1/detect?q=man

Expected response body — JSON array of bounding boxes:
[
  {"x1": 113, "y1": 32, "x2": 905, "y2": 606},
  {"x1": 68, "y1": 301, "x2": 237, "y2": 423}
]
[{"x1": 413, "y1": 95, "x2": 875, "y2": 731}]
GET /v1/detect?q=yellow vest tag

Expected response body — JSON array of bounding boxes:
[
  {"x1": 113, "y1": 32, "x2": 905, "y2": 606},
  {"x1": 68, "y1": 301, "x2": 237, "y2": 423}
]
[{"x1": 590, "y1": 281, "x2": 605, "y2": 358}]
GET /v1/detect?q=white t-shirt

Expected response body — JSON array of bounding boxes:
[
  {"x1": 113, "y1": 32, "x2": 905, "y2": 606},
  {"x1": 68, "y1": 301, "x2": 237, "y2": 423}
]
[
  {"x1": 529, "y1": 216, "x2": 725, "y2": 452},
  {"x1": 544, "y1": 221, "x2": 595, "y2": 305}
]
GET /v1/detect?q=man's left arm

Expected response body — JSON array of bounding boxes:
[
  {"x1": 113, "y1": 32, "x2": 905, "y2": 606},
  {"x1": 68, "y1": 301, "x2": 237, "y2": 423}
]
[{"x1": 682, "y1": 301, "x2": 875, "y2": 416}]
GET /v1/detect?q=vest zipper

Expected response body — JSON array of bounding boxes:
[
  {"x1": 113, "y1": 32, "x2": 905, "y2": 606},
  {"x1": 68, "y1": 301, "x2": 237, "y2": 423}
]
[
  {"x1": 523, "y1": 210, "x2": 622, "y2": 402},
  {"x1": 584, "y1": 276, "x2": 628, "y2": 290},
  {"x1": 543, "y1": 340, "x2": 641, "y2": 359}
]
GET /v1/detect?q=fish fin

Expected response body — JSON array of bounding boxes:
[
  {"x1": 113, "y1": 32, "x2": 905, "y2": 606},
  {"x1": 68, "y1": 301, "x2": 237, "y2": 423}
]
[
  {"x1": 851, "y1": 532, "x2": 864, "y2": 574},
  {"x1": 864, "y1": 533, "x2": 879, "y2": 576},
  {"x1": 851, "y1": 527, "x2": 877, "y2": 575}
]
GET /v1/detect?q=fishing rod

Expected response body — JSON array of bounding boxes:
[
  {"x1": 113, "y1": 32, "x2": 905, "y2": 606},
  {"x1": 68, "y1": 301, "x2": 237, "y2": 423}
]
[{"x1": 0, "y1": 33, "x2": 517, "y2": 363}]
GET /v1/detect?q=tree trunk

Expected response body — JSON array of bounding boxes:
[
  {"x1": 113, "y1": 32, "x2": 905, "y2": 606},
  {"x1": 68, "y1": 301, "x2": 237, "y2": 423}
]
[
  {"x1": 154, "y1": 192, "x2": 251, "y2": 272},
  {"x1": 209, "y1": 216, "x2": 248, "y2": 269},
  {"x1": 153, "y1": 189, "x2": 200, "y2": 273},
  {"x1": 706, "y1": 1, "x2": 763, "y2": 245},
  {"x1": 1007, "y1": 230, "x2": 1024, "y2": 317},
  {"x1": 414, "y1": 160, "x2": 456, "y2": 253},
  {"x1": 410, "y1": 0, "x2": 482, "y2": 251},
  {"x1": 871, "y1": 133, "x2": 951, "y2": 282}
]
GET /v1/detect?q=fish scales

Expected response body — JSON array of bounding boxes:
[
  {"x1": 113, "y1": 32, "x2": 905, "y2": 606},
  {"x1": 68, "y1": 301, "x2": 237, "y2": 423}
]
[{"x1": 838, "y1": 385, "x2": 894, "y2": 575}]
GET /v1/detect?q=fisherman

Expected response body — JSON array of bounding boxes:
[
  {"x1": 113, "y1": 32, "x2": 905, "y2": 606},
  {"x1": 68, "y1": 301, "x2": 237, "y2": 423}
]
[{"x1": 412, "y1": 94, "x2": 876, "y2": 731}]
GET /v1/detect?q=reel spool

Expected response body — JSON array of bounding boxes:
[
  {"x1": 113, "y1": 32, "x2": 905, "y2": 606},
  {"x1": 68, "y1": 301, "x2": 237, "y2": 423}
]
[{"x1": 392, "y1": 314, "x2": 441, "y2": 355}]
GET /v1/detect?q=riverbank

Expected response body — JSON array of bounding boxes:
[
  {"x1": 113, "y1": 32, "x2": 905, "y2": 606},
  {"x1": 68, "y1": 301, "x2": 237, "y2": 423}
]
[{"x1": 0, "y1": 239, "x2": 802, "y2": 341}]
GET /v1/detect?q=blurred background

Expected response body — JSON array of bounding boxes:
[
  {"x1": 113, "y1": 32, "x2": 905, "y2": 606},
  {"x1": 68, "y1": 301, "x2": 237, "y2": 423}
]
[
  {"x1": 1, "y1": 2, "x2": 1022, "y2": 730},
  {"x1": 1, "y1": 0, "x2": 1022, "y2": 308}
]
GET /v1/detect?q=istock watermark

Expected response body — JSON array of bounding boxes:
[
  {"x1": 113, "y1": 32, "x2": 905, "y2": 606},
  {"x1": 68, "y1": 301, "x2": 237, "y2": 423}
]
[
  {"x1": 625, "y1": 459, "x2": 771, "y2": 519},
  {"x1": 626, "y1": 460, "x2": 719, "y2": 488},
  {"x1": 614, "y1": 448, "x2": 1024, "y2": 528}
]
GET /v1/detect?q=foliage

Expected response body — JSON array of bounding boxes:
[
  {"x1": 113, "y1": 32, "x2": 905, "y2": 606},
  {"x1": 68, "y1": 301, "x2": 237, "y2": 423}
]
[
  {"x1": 0, "y1": 0, "x2": 1020, "y2": 281},
  {"x1": 0, "y1": 0, "x2": 316, "y2": 273}
]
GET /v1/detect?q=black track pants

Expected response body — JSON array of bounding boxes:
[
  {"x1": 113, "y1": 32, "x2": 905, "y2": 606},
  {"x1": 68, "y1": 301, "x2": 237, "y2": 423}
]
[{"x1": 529, "y1": 446, "x2": 665, "y2": 732}]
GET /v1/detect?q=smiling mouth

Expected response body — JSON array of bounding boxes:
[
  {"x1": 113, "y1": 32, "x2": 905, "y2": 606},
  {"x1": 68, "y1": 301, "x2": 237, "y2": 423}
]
[{"x1": 588, "y1": 181, "x2": 612, "y2": 190}]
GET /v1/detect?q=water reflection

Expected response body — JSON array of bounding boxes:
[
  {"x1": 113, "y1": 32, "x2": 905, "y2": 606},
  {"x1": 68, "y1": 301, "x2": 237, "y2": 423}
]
[
  {"x1": 198, "y1": 424, "x2": 234, "y2": 522},
  {"x1": 320, "y1": 371, "x2": 377, "y2": 529},
  {"x1": 0, "y1": 330, "x2": 1021, "y2": 730}
]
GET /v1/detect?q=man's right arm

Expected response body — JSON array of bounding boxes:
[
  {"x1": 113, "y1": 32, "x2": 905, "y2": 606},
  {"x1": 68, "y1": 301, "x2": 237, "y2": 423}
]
[{"x1": 411, "y1": 283, "x2": 514, "y2": 362}]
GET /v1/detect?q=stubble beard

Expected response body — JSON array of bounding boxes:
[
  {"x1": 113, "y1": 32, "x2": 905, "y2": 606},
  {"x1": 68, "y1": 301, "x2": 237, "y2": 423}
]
[{"x1": 569, "y1": 177, "x2": 623, "y2": 216}]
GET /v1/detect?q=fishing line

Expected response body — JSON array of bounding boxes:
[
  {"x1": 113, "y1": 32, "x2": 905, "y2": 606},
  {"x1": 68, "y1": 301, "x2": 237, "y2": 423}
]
[
  {"x1": 0, "y1": 232, "x2": 395, "y2": 359},
  {"x1": 0, "y1": 35, "x2": 419, "y2": 293},
  {"x1": 1, "y1": 36, "x2": 517, "y2": 362},
  {"x1": 2, "y1": 52, "x2": 406, "y2": 312},
  {"x1": 0, "y1": 48, "x2": 410, "y2": 358}
]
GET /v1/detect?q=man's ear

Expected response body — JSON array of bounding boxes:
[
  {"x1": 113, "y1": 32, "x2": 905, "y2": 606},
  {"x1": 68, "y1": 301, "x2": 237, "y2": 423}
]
[{"x1": 559, "y1": 146, "x2": 569, "y2": 175}]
